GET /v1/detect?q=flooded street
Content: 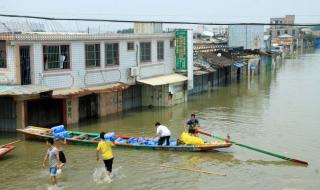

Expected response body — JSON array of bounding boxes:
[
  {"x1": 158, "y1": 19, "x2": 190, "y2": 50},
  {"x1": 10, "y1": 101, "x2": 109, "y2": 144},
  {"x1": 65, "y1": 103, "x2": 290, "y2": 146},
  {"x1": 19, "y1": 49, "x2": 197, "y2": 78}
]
[{"x1": 1, "y1": 50, "x2": 320, "y2": 190}]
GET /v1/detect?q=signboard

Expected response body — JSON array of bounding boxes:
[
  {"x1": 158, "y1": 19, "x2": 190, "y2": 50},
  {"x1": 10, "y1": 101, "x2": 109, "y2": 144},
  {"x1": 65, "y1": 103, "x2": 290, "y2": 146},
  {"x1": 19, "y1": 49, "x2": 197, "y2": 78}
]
[
  {"x1": 67, "y1": 100, "x2": 72, "y2": 119},
  {"x1": 175, "y1": 29, "x2": 188, "y2": 70}
]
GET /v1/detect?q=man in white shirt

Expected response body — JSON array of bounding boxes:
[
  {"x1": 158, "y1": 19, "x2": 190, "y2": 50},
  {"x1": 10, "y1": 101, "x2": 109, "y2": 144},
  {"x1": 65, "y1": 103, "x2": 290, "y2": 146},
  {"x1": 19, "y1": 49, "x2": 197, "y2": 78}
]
[{"x1": 154, "y1": 122, "x2": 171, "y2": 146}]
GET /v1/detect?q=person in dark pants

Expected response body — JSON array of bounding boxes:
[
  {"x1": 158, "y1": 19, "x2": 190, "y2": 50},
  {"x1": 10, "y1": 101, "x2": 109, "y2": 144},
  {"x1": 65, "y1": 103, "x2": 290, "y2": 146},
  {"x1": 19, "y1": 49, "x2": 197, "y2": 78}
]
[
  {"x1": 96, "y1": 132, "x2": 114, "y2": 177},
  {"x1": 185, "y1": 113, "x2": 200, "y2": 136},
  {"x1": 154, "y1": 122, "x2": 171, "y2": 146}
]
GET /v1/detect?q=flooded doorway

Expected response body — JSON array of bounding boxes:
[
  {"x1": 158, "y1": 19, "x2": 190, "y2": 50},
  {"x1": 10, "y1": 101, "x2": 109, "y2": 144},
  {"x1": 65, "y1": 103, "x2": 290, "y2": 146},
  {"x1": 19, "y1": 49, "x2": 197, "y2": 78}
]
[
  {"x1": 79, "y1": 94, "x2": 98, "y2": 120},
  {"x1": 26, "y1": 99, "x2": 64, "y2": 128}
]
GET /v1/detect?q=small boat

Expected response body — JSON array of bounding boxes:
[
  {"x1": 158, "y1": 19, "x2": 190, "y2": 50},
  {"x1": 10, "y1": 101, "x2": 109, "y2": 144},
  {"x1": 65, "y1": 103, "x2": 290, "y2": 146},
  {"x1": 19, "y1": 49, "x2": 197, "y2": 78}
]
[
  {"x1": 17, "y1": 126, "x2": 232, "y2": 152},
  {"x1": 0, "y1": 145, "x2": 16, "y2": 158}
]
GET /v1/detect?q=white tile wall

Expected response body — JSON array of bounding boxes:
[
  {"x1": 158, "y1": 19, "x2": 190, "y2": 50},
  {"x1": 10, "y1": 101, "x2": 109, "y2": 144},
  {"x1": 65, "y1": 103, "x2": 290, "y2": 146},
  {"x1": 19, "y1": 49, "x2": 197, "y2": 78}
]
[
  {"x1": 4, "y1": 35, "x2": 176, "y2": 89},
  {"x1": 0, "y1": 45, "x2": 16, "y2": 84}
]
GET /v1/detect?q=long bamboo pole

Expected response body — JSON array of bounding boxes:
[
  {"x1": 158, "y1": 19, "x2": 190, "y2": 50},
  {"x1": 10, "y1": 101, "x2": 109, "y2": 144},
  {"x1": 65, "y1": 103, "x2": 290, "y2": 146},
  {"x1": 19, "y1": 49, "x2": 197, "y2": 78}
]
[
  {"x1": 0, "y1": 140, "x2": 21, "y2": 147},
  {"x1": 198, "y1": 130, "x2": 308, "y2": 166}
]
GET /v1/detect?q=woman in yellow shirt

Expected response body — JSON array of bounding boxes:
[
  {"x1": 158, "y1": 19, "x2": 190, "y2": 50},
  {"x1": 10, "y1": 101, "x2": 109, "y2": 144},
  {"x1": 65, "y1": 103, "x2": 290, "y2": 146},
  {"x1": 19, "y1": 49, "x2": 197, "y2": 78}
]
[{"x1": 96, "y1": 132, "x2": 114, "y2": 176}]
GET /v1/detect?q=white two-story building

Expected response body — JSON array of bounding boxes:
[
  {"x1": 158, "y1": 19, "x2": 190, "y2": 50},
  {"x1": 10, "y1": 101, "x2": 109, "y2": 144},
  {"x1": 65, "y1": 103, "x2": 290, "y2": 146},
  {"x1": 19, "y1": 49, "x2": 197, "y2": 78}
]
[{"x1": 0, "y1": 23, "x2": 193, "y2": 132}]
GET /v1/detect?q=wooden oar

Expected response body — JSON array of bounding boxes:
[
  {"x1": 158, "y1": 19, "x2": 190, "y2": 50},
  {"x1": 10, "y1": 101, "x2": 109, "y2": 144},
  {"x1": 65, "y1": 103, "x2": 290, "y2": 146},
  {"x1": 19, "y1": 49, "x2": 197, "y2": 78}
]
[
  {"x1": 197, "y1": 130, "x2": 309, "y2": 166},
  {"x1": 0, "y1": 140, "x2": 21, "y2": 147},
  {"x1": 160, "y1": 164, "x2": 226, "y2": 176}
]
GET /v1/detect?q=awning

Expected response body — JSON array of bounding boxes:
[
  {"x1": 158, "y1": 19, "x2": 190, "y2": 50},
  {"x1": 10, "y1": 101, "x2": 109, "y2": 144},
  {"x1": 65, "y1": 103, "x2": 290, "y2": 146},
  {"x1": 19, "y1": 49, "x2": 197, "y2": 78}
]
[
  {"x1": 52, "y1": 82, "x2": 129, "y2": 99},
  {"x1": 137, "y1": 73, "x2": 187, "y2": 86},
  {"x1": 0, "y1": 85, "x2": 51, "y2": 96},
  {"x1": 234, "y1": 63, "x2": 244, "y2": 68},
  {"x1": 86, "y1": 83, "x2": 129, "y2": 93},
  {"x1": 52, "y1": 88, "x2": 89, "y2": 99}
]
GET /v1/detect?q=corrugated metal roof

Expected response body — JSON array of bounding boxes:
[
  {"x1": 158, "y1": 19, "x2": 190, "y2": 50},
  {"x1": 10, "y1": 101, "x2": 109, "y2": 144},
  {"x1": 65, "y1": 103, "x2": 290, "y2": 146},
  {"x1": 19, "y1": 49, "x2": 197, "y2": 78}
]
[
  {"x1": 0, "y1": 85, "x2": 51, "y2": 96},
  {"x1": 137, "y1": 74, "x2": 187, "y2": 86}
]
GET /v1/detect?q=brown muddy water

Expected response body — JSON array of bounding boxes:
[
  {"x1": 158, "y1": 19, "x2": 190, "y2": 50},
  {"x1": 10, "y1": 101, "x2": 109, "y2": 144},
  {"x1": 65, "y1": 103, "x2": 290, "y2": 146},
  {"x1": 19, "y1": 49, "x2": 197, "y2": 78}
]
[{"x1": 1, "y1": 50, "x2": 320, "y2": 190}]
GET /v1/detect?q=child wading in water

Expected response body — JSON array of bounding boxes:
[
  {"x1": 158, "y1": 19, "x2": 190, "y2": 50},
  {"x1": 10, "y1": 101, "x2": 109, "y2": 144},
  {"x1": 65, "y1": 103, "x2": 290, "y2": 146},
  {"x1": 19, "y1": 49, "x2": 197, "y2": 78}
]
[
  {"x1": 96, "y1": 132, "x2": 114, "y2": 177},
  {"x1": 43, "y1": 138, "x2": 60, "y2": 189},
  {"x1": 55, "y1": 138, "x2": 67, "y2": 174}
]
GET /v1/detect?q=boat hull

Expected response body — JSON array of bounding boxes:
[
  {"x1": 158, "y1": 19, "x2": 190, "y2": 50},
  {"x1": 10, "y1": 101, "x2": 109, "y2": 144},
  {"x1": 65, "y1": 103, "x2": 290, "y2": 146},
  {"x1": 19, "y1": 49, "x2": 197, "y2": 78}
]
[
  {"x1": 0, "y1": 145, "x2": 15, "y2": 158},
  {"x1": 17, "y1": 126, "x2": 232, "y2": 152}
]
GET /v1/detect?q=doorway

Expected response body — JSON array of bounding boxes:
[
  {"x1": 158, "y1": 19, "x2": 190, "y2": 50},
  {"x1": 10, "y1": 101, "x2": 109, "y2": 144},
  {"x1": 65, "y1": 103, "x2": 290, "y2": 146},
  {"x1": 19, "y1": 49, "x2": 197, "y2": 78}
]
[{"x1": 19, "y1": 46, "x2": 31, "y2": 85}]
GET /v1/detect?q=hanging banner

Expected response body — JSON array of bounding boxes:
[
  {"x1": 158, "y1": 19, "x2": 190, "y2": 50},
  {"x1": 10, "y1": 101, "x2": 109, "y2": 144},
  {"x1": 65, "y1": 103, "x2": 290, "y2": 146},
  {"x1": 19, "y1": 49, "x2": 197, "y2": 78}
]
[{"x1": 175, "y1": 29, "x2": 188, "y2": 70}]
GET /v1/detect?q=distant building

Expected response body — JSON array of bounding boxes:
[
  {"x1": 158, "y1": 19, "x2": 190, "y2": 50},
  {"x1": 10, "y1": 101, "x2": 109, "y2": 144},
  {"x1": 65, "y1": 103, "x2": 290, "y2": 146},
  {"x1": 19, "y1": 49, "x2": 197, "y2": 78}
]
[
  {"x1": 268, "y1": 15, "x2": 299, "y2": 38},
  {"x1": 228, "y1": 25, "x2": 264, "y2": 50}
]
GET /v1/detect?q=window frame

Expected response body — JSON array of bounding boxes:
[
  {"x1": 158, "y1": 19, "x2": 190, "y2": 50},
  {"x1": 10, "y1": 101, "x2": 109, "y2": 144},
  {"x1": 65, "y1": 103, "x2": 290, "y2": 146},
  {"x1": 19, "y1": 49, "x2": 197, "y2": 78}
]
[
  {"x1": 105, "y1": 43, "x2": 119, "y2": 66},
  {"x1": 43, "y1": 44, "x2": 71, "y2": 71},
  {"x1": 127, "y1": 42, "x2": 134, "y2": 51},
  {"x1": 0, "y1": 41, "x2": 6, "y2": 68},
  {"x1": 157, "y1": 41, "x2": 164, "y2": 61},
  {"x1": 170, "y1": 40, "x2": 175, "y2": 48},
  {"x1": 85, "y1": 43, "x2": 101, "y2": 68},
  {"x1": 140, "y1": 42, "x2": 152, "y2": 63}
]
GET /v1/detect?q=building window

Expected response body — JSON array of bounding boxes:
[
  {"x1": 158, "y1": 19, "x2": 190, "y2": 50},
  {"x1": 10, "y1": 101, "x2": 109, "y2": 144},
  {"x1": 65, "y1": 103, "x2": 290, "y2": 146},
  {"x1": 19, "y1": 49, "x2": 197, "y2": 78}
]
[
  {"x1": 157, "y1": 41, "x2": 164, "y2": 61},
  {"x1": 0, "y1": 41, "x2": 6, "y2": 68},
  {"x1": 284, "y1": 30, "x2": 288, "y2": 34},
  {"x1": 127, "y1": 42, "x2": 134, "y2": 51},
  {"x1": 85, "y1": 44, "x2": 100, "y2": 67},
  {"x1": 43, "y1": 45, "x2": 70, "y2": 71},
  {"x1": 277, "y1": 30, "x2": 280, "y2": 36},
  {"x1": 105, "y1": 43, "x2": 119, "y2": 66},
  {"x1": 292, "y1": 30, "x2": 296, "y2": 36},
  {"x1": 170, "y1": 40, "x2": 175, "y2": 48},
  {"x1": 140, "y1": 42, "x2": 151, "y2": 63}
]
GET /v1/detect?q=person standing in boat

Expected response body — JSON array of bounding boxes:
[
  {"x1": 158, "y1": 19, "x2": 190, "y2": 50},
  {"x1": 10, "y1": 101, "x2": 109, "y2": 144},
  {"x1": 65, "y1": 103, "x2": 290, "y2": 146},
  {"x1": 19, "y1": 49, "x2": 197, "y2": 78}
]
[
  {"x1": 55, "y1": 138, "x2": 67, "y2": 174},
  {"x1": 96, "y1": 132, "x2": 114, "y2": 177},
  {"x1": 154, "y1": 122, "x2": 171, "y2": 146},
  {"x1": 43, "y1": 138, "x2": 60, "y2": 189},
  {"x1": 185, "y1": 113, "x2": 200, "y2": 135}
]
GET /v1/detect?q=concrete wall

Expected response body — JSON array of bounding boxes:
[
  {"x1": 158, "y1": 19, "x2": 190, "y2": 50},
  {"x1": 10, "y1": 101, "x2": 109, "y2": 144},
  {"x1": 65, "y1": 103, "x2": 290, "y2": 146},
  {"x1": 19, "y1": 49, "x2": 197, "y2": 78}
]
[
  {"x1": 66, "y1": 98, "x2": 79, "y2": 125},
  {"x1": 99, "y1": 91, "x2": 122, "y2": 116},
  {"x1": 15, "y1": 100, "x2": 25, "y2": 129},
  {"x1": 228, "y1": 25, "x2": 264, "y2": 50},
  {"x1": 142, "y1": 82, "x2": 187, "y2": 107}
]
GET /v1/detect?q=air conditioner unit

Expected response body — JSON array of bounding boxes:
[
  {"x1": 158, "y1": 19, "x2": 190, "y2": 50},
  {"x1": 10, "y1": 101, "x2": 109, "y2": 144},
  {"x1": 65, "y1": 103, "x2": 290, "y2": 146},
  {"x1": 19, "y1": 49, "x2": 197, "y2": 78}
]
[{"x1": 130, "y1": 66, "x2": 139, "y2": 77}]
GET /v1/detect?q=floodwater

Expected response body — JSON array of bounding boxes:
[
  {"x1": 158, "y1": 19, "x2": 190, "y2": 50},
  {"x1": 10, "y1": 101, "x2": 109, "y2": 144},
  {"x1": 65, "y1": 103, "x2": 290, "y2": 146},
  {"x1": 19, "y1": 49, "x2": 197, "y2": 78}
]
[{"x1": 1, "y1": 50, "x2": 320, "y2": 190}]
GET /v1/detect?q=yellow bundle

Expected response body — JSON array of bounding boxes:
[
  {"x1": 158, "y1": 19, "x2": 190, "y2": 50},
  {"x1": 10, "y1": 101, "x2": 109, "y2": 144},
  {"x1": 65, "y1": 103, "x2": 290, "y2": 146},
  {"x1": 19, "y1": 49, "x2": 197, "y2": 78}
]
[{"x1": 180, "y1": 132, "x2": 204, "y2": 145}]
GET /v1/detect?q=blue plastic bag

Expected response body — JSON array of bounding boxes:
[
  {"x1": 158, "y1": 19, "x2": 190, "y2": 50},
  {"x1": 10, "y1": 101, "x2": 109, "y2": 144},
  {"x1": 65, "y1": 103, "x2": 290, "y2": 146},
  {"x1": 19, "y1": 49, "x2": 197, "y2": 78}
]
[
  {"x1": 127, "y1": 138, "x2": 138, "y2": 144},
  {"x1": 51, "y1": 125, "x2": 65, "y2": 134},
  {"x1": 104, "y1": 132, "x2": 116, "y2": 142},
  {"x1": 115, "y1": 137, "x2": 125, "y2": 143},
  {"x1": 137, "y1": 137, "x2": 146, "y2": 144},
  {"x1": 54, "y1": 131, "x2": 69, "y2": 139}
]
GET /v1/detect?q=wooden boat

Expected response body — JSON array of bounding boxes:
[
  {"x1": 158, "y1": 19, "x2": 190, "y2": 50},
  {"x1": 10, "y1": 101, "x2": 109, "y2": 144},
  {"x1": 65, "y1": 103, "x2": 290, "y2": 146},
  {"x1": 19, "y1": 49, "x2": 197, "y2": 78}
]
[
  {"x1": 0, "y1": 145, "x2": 15, "y2": 158},
  {"x1": 17, "y1": 126, "x2": 232, "y2": 152}
]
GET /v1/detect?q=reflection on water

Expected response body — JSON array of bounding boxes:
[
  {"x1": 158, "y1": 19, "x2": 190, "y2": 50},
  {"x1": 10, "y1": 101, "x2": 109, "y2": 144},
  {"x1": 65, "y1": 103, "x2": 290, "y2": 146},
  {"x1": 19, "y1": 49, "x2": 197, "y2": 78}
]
[{"x1": 1, "y1": 50, "x2": 320, "y2": 190}]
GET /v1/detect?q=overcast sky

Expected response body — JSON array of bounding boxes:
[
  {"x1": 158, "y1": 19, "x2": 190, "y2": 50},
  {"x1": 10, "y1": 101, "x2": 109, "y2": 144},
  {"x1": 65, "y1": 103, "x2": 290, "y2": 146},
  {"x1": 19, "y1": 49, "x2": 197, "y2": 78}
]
[
  {"x1": 0, "y1": 0, "x2": 319, "y2": 23},
  {"x1": 0, "y1": 0, "x2": 319, "y2": 32}
]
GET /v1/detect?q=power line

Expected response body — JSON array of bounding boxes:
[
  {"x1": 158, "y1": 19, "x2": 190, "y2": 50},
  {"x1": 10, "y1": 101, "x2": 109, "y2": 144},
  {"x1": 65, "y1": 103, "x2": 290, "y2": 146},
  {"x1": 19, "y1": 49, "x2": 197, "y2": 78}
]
[{"x1": 0, "y1": 13, "x2": 320, "y2": 26}]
